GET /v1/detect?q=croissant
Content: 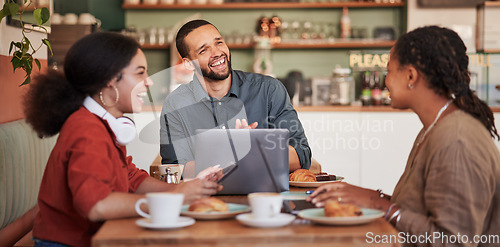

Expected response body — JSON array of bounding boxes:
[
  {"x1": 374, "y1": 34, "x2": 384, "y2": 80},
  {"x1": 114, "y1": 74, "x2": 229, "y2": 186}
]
[
  {"x1": 188, "y1": 197, "x2": 229, "y2": 212},
  {"x1": 324, "y1": 201, "x2": 363, "y2": 217},
  {"x1": 289, "y1": 169, "x2": 317, "y2": 182}
]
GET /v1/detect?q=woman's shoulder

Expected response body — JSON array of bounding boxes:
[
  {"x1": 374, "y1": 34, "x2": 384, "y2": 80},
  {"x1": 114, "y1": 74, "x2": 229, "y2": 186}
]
[
  {"x1": 61, "y1": 107, "x2": 109, "y2": 136},
  {"x1": 429, "y1": 109, "x2": 498, "y2": 155}
]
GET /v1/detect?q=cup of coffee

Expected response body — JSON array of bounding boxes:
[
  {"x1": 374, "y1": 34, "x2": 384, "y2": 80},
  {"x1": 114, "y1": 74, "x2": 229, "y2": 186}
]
[
  {"x1": 135, "y1": 192, "x2": 184, "y2": 224},
  {"x1": 248, "y1": 192, "x2": 283, "y2": 219}
]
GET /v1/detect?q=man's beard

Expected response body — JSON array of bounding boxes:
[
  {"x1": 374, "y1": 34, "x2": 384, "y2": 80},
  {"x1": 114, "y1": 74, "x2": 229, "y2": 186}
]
[{"x1": 201, "y1": 54, "x2": 232, "y2": 81}]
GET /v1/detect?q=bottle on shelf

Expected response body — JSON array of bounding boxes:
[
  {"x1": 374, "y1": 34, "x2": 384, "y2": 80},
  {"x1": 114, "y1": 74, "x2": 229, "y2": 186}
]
[
  {"x1": 340, "y1": 7, "x2": 351, "y2": 39},
  {"x1": 381, "y1": 72, "x2": 391, "y2": 105},
  {"x1": 371, "y1": 71, "x2": 382, "y2": 106},
  {"x1": 330, "y1": 66, "x2": 353, "y2": 105},
  {"x1": 360, "y1": 71, "x2": 372, "y2": 106},
  {"x1": 252, "y1": 37, "x2": 273, "y2": 76}
]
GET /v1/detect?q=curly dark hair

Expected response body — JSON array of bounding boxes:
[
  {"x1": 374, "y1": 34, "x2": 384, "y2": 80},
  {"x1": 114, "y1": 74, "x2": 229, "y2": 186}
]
[
  {"x1": 392, "y1": 26, "x2": 499, "y2": 140},
  {"x1": 175, "y1": 19, "x2": 215, "y2": 59},
  {"x1": 24, "y1": 32, "x2": 141, "y2": 137}
]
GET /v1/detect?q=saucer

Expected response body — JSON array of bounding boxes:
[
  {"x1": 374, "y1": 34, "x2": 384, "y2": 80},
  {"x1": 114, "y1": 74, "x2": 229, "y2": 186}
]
[
  {"x1": 236, "y1": 213, "x2": 295, "y2": 228},
  {"x1": 136, "y1": 216, "x2": 195, "y2": 230}
]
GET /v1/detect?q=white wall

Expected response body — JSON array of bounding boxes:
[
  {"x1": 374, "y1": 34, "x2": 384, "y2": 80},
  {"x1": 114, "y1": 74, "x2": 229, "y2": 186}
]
[
  {"x1": 406, "y1": 0, "x2": 477, "y2": 52},
  {"x1": 299, "y1": 111, "x2": 500, "y2": 195},
  {"x1": 0, "y1": 20, "x2": 47, "y2": 58}
]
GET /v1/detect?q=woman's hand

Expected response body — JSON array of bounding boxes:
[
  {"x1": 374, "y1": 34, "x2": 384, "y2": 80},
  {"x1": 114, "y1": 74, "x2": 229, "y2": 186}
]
[
  {"x1": 196, "y1": 165, "x2": 223, "y2": 182},
  {"x1": 306, "y1": 182, "x2": 391, "y2": 211},
  {"x1": 172, "y1": 178, "x2": 222, "y2": 204}
]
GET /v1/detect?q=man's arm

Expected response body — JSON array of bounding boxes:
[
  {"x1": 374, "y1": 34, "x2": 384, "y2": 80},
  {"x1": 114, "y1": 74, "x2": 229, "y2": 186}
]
[
  {"x1": 267, "y1": 79, "x2": 312, "y2": 171},
  {"x1": 288, "y1": 145, "x2": 301, "y2": 172}
]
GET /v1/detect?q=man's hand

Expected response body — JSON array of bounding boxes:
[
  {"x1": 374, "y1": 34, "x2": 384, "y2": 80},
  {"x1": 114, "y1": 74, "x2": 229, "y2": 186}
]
[{"x1": 235, "y1": 119, "x2": 258, "y2": 129}]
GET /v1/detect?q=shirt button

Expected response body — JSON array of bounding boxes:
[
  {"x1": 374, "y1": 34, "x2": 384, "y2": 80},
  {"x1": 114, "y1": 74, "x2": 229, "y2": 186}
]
[
  {"x1": 218, "y1": 102, "x2": 222, "y2": 106},
  {"x1": 222, "y1": 126, "x2": 226, "y2": 129}
]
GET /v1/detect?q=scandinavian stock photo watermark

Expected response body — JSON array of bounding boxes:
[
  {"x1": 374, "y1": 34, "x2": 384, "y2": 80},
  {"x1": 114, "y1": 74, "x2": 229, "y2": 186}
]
[
  {"x1": 298, "y1": 114, "x2": 395, "y2": 153},
  {"x1": 366, "y1": 232, "x2": 500, "y2": 246}
]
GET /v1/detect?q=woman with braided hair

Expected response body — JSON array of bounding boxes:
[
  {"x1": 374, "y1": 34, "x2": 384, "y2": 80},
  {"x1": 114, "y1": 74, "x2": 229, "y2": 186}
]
[{"x1": 308, "y1": 26, "x2": 500, "y2": 246}]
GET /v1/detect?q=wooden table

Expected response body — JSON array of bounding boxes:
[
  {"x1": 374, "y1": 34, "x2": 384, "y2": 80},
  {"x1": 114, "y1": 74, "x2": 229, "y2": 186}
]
[{"x1": 92, "y1": 190, "x2": 400, "y2": 247}]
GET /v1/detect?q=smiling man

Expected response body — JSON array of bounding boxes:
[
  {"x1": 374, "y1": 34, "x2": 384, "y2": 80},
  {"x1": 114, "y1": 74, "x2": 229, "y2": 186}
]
[{"x1": 160, "y1": 19, "x2": 311, "y2": 178}]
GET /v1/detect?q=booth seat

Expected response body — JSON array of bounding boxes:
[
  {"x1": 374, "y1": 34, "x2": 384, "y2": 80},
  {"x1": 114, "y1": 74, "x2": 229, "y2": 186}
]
[{"x1": 0, "y1": 119, "x2": 57, "y2": 246}]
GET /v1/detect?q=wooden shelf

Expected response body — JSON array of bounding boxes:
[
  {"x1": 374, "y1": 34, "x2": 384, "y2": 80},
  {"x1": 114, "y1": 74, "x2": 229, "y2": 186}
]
[
  {"x1": 122, "y1": 2, "x2": 405, "y2": 9},
  {"x1": 140, "y1": 40, "x2": 395, "y2": 50},
  {"x1": 140, "y1": 44, "x2": 169, "y2": 49},
  {"x1": 274, "y1": 40, "x2": 395, "y2": 49},
  {"x1": 295, "y1": 105, "x2": 412, "y2": 112}
]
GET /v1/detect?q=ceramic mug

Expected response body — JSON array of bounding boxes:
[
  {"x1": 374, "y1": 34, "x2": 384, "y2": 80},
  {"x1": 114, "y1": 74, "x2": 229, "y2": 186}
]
[
  {"x1": 248, "y1": 192, "x2": 283, "y2": 219},
  {"x1": 51, "y1": 13, "x2": 62, "y2": 25},
  {"x1": 135, "y1": 192, "x2": 184, "y2": 224},
  {"x1": 63, "y1": 13, "x2": 78, "y2": 25},
  {"x1": 78, "y1": 13, "x2": 95, "y2": 25}
]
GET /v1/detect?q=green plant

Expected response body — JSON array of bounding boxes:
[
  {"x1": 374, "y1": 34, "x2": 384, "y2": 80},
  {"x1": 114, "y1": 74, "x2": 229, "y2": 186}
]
[{"x1": 0, "y1": 0, "x2": 52, "y2": 86}]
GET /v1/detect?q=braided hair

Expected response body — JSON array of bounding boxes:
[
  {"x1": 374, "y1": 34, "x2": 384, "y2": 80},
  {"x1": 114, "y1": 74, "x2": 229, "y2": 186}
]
[{"x1": 392, "y1": 26, "x2": 499, "y2": 140}]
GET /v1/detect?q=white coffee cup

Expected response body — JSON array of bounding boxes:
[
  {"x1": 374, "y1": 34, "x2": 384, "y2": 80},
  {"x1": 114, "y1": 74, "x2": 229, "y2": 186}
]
[
  {"x1": 63, "y1": 13, "x2": 78, "y2": 25},
  {"x1": 78, "y1": 13, "x2": 95, "y2": 25},
  {"x1": 135, "y1": 192, "x2": 184, "y2": 224},
  {"x1": 51, "y1": 13, "x2": 62, "y2": 25},
  {"x1": 248, "y1": 192, "x2": 283, "y2": 219}
]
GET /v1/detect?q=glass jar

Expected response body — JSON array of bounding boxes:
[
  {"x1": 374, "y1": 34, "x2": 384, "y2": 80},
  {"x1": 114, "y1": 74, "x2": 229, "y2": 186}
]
[{"x1": 330, "y1": 67, "x2": 353, "y2": 105}]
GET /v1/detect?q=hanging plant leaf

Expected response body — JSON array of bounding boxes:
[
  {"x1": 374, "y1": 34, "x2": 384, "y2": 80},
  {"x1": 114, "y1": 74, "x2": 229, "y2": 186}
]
[
  {"x1": 4, "y1": 0, "x2": 52, "y2": 86},
  {"x1": 40, "y1": 7, "x2": 50, "y2": 24},
  {"x1": 6, "y1": 2, "x2": 18, "y2": 17},
  {"x1": 0, "y1": 8, "x2": 7, "y2": 22},
  {"x1": 11, "y1": 55, "x2": 22, "y2": 72},
  {"x1": 42, "y1": 39, "x2": 52, "y2": 56},
  {"x1": 35, "y1": 58, "x2": 41, "y2": 71},
  {"x1": 21, "y1": 75, "x2": 31, "y2": 86},
  {"x1": 33, "y1": 8, "x2": 42, "y2": 25},
  {"x1": 23, "y1": 37, "x2": 30, "y2": 53}
]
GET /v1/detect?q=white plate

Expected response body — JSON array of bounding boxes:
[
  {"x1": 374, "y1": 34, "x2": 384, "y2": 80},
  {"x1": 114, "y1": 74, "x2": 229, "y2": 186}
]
[
  {"x1": 289, "y1": 176, "x2": 344, "y2": 188},
  {"x1": 181, "y1": 203, "x2": 250, "y2": 220},
  {"x1": 236, "y1": 213, "x2": 296, "y2": 228},
  {"x1": 298, "y1": 208, "x2": 384, "y2": 226},
  {"x1": 136, "y1": 216, "x2": 195, "y2": 230}
]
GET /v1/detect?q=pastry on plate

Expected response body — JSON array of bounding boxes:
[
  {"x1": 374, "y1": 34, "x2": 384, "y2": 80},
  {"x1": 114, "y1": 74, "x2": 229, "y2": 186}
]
[
  {"x1": 315, "y1": 172, "x2": 337, "y2": 181},
  {"x1": 324, "y1": 201, "x2": 363, "y2": 217},
  {"x1": 289, "y1": 169, "x2": 317, "y2": 182},
  {"x1": 188, "y1": 197, "x2": 229, "y2": 212}
]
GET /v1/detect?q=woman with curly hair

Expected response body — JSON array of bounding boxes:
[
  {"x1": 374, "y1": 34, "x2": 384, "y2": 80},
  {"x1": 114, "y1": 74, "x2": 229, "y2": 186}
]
[{"x1": 25, "y1": 32, "x2": 221, "y2": 247}]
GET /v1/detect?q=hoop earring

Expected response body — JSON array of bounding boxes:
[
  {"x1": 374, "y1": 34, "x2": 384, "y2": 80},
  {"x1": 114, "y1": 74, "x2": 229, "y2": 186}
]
[
  {"x1": 99, "y1": 86, "x2": 119, "y2": 107},
  {"x1": 408, "y1": 84, "x2": 414, "y2": 89}
]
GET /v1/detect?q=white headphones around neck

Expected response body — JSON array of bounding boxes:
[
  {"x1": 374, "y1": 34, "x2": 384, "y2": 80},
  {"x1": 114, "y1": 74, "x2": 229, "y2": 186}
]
[{"x1": 83, "y1": 96, "x2": 136, "y2": 146}]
